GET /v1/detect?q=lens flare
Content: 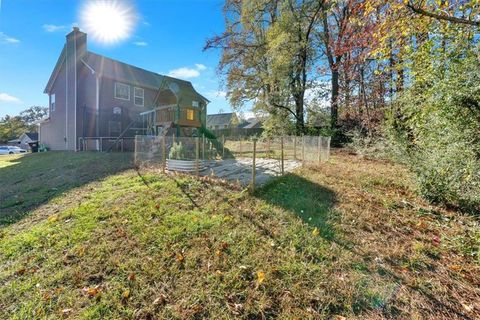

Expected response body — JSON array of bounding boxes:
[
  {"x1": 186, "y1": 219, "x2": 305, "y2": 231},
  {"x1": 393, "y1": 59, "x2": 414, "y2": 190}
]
[{"x1": 80, "y1": 0, "x2": 137, "y2": 45}]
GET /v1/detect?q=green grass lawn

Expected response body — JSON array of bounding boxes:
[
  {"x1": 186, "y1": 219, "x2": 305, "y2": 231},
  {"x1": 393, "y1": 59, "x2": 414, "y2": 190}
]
[
  {"x1": 0, "y1": 152, "x2": 133, "y2": 226},
  {"x1": 0, "y1": 151, "x2": 478, "y2": 319}
]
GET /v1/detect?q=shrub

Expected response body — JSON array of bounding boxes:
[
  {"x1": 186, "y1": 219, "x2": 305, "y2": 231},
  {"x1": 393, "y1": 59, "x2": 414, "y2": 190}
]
[{"x1": 386, "y1": 51, "x2": 480, "y2": 213}]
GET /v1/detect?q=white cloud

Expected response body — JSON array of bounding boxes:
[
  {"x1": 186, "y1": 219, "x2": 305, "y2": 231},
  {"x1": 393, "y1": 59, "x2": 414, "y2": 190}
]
[
  {"x1": 0, "y1": 32, "x2": 20, "y2": 44},
  {"x1": 0, "y1": 93, "x2": 21, "y2": 103},
  {"x1": 42, "y1": 24, "x2": 69, "y2": 32},
  {"x1": 195, "y1": 63, "x2": 207, "y2": 71},
  {"x1": 133, "y1": 41, "x2": 148, "y2": 46},
  {"x1": 168, "y1": 64, "x2": 209, "y2": 80},
  {"x1": 168, "y1": 67, "x2": 200, "y2": 79}
]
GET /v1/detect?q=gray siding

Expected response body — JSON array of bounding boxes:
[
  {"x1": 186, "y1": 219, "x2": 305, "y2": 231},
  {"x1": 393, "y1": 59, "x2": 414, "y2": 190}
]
[
  {"x1": 40, "y1": 62, "x2": 67, "y2": 150},
  {"x1": 97, "y1": 77, "x2": 157, "y2": 137}
]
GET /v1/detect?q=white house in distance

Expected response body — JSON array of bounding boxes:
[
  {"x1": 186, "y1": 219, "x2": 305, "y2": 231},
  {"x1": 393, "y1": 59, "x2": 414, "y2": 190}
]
[{"x1": 8, "y1": 132, "x2": 38, "y2": 150}]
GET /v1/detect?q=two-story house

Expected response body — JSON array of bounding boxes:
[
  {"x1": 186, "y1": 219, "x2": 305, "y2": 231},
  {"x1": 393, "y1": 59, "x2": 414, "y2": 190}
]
[{"x1": 39, "y1": 27, "x2": 209, "y2": 150}]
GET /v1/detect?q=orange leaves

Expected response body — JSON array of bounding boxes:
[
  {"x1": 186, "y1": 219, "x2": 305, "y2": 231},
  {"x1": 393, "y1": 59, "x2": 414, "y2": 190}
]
[
  {"x1": 127, "y1": 272, "x2": 136, "y2": 282},
  {"x1": 82, "y1": 286, "x2": 101, "y2": 298},
  {"x1": 175, "y1": 253, "x2": 185, "y2": 263}
]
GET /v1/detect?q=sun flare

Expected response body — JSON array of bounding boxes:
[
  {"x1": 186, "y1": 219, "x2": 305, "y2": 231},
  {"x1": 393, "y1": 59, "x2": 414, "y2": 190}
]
[{"x1": 80, "y1": 0, "x2": 137, "y2": 45}]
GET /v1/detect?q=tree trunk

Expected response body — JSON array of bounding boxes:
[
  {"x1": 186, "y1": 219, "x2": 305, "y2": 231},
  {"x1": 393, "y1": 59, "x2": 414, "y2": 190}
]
[
  {"x1": 295, "y1": 95, "x2": 305, "y2": 135},
  {"x1": 331, "y1": 67, "x2": 339, "y2": 129}
]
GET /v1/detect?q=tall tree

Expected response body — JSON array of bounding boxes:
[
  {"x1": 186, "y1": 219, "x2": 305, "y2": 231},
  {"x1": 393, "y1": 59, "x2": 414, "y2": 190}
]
[{"x1": 205, "y1": 0, "x2": 325, "y2": 134}]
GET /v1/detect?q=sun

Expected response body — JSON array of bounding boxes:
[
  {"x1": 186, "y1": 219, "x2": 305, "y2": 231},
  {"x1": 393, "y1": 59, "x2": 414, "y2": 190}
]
[{"x1": 80, "y1": 0, "x2": 137, "y2": 45}]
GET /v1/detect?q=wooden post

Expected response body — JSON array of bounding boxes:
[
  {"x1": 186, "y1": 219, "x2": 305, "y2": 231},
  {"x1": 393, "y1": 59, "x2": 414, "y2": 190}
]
[
  {"x1": 162, "y1": 135, "x2": 166, "y2": 172},
  {"x1": 281, "y1": 136, "x2": 284, "y2": 175},
  {"x1": 252, "y1": 139, "x2": 257, "y2": 193},
  {"x1": 302, "y1": 135, "x2": 305, "y2": 166},
  {"x1": 293, "y1": 136, "x2": 297, "y2": 160},
  {"x1": 222, "y1": 135, "x2": 225, "y2": 159},
  {"x1": 195, "y1": 137, "x2": 200, "y2": 177},
  {"x1": 317, "y1": 136, "x2": 321, "y2": 163}
]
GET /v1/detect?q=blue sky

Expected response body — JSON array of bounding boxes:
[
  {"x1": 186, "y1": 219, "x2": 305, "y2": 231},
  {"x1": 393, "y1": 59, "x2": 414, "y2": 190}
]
[{"x1": 0, "y1": 0, "x2": 232, "y2": 118}]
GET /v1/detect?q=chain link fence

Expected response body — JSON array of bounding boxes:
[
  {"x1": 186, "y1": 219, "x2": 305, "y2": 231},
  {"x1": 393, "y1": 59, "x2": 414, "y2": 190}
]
[{"x1": 135, "y1": 135, "x2": 331, "y2": 189}]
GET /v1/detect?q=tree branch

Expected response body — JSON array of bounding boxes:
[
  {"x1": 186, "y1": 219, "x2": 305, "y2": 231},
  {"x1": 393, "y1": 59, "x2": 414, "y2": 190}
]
[{"x1": 406, "y1": 3, "x2": 480, "y2": 27}]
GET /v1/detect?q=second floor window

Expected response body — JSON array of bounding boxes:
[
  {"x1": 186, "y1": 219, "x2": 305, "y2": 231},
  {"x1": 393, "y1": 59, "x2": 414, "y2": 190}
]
[
  {"x1": 186, "y1": 108, "x2": 195, "y2": 121},
  {"x1": 50, "y1": 94, "x2": 56, "y2": 112},
  {"x1": 115, "y1": 82, "x2": 130, "y2": 100},
  {"x1": 134, "y1": 87, "x2": 144, "y2": 106}
]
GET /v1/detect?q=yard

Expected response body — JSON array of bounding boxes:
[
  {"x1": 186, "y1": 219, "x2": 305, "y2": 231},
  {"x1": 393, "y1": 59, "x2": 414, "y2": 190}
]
[{"x1": 0, "y1": 152, "x2": 479, "y2": 319}]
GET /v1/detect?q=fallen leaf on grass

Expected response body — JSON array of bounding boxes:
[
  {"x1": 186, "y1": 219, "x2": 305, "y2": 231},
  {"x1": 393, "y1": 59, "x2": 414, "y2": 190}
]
[
  {"x1": 449, "y1": 265, "x2": 462, "y2": 272},
  {"x1": 257, "y1": 271, "x2": 265, "y2": 284},
  {"x1": 312, "y1": 228, "x2": 320, "y2": 236},
  {"x1": 15, "y1": 267, "x2": 26, "y2": 276},
  {"x1": 175, "y1": 253, "x2": 185, "y2": 263},
  {"x1": 62, "y1": 308, "x2": 73, "y2": 317},
  {"x1": 122, "y1": 289, "x2": 130, "y2": 300},
  {"x1": 128, "y1": 273, "x2": 136, "y2": 282},
  {"x1": 82, "y1": 286, "x2": 101, "y2": 298}
]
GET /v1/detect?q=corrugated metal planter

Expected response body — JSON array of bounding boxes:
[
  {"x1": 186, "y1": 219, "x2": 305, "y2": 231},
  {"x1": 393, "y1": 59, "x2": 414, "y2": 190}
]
[{"x1": 166, "y1": 159, "x2": 205, "y2": 172}]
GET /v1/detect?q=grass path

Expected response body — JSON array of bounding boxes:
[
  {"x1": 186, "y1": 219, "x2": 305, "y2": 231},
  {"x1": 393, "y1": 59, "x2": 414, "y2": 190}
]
[{"x1": 0, "y1": 151, "x2": 478, "y2": 319}]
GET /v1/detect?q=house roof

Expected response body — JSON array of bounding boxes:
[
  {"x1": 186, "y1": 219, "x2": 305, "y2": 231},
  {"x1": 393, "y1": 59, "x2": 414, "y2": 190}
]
[
  {"x1": 242, "y1": 119, "x2": 262, "y2": 129},
  {"x1": 8, "y1": 132, "x2": 38, "y2": 143},
  {"x1": 207, "y1": 113, "x2": 235, "y2": 127},
  {"x1": 24, "y1": 132, "x2": 39, "y2": 141},
  {"x1": 44, "y1": 50, "x2": 209, "y2": 104}
]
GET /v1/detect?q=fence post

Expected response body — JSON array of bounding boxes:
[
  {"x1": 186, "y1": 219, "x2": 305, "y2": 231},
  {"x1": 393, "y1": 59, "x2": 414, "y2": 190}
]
[
  {"x1": 293, "y1": 136, "x2": 297, "y2": 160},
  {"x1": 99, "y1": 138, "x2": 103, "y2": 152},
  {"x1": 202, "y1": 134, "x2": 205, "y2": 160},
  {"x1": 195, "y1": 137, "x2": 200, "y2": 177},
  {"x1": 302, "y1": 135, "x2": 305, "y2": 165},
  {"x1": 281, "y1": 136, "x2": 284, "y2": 175},
  {"x1": 162, "y1": 135, "x2": 166, "y2": 172},
  {"x1": 252, "y1": 139, "x2": 257, "y2": 193},
  {"x1": 134, "y1": 136, "x2": 138, "y2": 165},
  {"x1": 317, "y1": 136, "x2": 321, "y2": 163},
  {"x1": 222, "y1": 135, "x2": 225, "y2": 158}
]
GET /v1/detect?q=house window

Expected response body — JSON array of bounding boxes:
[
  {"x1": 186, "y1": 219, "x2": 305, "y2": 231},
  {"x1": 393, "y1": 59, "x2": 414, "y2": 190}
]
[
  {"x1": 186, "y1": 108, "x2": 195, "y2": 121},
  {"x1": 134, "y1": 87, "x2": 144, "y2": 106},
  {"x1": 192, "y1": 100, "x2": 199, "y2": 107},
  {"x1": 114, "y1": 82, "x2": 130, "y2": 100},
  {"x1": 50, "y1": 94, "x2": 56, "y2": 112}
]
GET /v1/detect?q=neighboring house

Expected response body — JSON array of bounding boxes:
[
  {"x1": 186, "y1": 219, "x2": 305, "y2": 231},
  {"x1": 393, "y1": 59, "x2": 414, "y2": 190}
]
[
  {"x1": 39, "y1": 27, "x2": 209, "y2": 151},
  {"x1": 206, "y1": 113, "x2": 238, "y2": 130},
  {"x1": 8, "y1": 132, "x2": 38, "y2": 150},
  {"x1": 238, "y1": 118, "x2": 262, "y2": 129}
]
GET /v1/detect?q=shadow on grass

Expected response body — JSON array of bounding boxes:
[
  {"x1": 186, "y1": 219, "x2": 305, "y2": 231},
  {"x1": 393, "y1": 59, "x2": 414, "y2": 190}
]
[
  {"x1": 255, "y1": 173, "x2": 337, "y2": 240},
  {"x1": 0, "y1": 152, "x2": 133, "y2": 227}
]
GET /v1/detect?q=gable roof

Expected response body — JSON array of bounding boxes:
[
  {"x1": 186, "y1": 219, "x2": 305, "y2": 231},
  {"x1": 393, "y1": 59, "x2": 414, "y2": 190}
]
[
  {"x1": 241, "y1": 119, "x2": 262, "y2": 129},
  {"x1": 44, "y1": 45, "x2": 66, "y2": 94},
  {"x1": 24, "y1": 132, "x2": 39, "y2": 141},
  {"x1": 207, "y1": 113, "x2": 235, "y2": 127},
  {"x1": 45, "y1": 50, "x2": 209, "y2": 104}
]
